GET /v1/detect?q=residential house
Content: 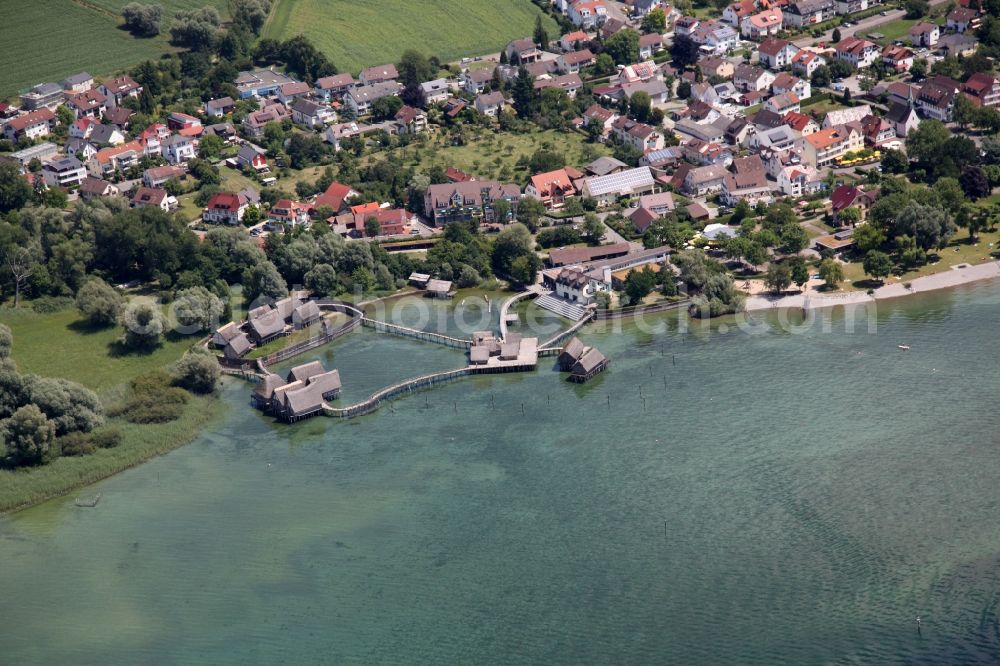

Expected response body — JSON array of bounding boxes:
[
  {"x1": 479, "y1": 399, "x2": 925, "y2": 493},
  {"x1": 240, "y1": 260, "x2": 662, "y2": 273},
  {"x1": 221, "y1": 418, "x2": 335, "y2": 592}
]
[
  {"x1": 87, "y1": 123, "x2": 126, "y2": 146},
  {"x1": 734, "y1": 64, "x2": 775, "y2": 92},
  {"x1": 758, "y1": 38, "x2": 799, "y2": 69},
  {"x1": 783, "y1": 110, "x2": 819, "y2": 135},
  {"x1": 474, "y1": 92, "x2": 507, "y2": 117},
  {"x1": 461, "y1": 68, "x2": 496, "y2": 95},
  {"x1": 242, "y1": 103, "x2": 290, "y2": 138},
  {"x1": 291, "y1": 97, "x2": 335, "y2": 128},
  {"x1": 98, "y1": 76, "x2": 142, "y2": 107},
  {"x1": 61, "y1": 72, "x2": 94, "y2": 94},
  {"x1": 621, "y1": 78, "x2": 669, "y2": 105},
  {"x1": 682, "y1": 164, "x2": 728, "y2": 195},
  {"x1": 836, "y1": 37, "x2": 880, "y2": 68},
  {"x1": 20, "y1": 82, "x2": 64, "y2": 110},
  {"x1": 961, "y1": 72, "x2": 1000, "y2": 108},
  {"x1": 802, "y1": 125, "x2": 863, "y2": 167},
  {"x1": 777, "y1": 164, "x2": 822, "y2": 196},
  {"x1": 420, "y1": 78, "x2": 452, "y2": 104},
  {"x1": 88, "y1": 140, "x2": 146, "y2": 177},
  {"x1": 275, "y1": 81, "x2": 311, "y2": 106},
  {"x1": 585, "y1": 156, "x2": 628, "y2": 176},
  {"x1": 535, "y1": 73, "x2": 583, "y2": 98},
  {"x1": 314, "y1": 73, "x2": 356, "y2": 101},
  {"x1": 394, "y1": 106, "x2": 427, "y2": 134},
  {"x1": 568, "y1": 0, "x2": 609, "y2": 28},
  {"x1": 885, "y1": 102, "x2": 921, "y2": 137},
  {"x1": 610, "y1": 117, "x2": 665, "y2": 151},
  {"x1": 167, "y1": 111, "x2": 201, "y2": 133},
  {"x1": 723, "y1": 0, "x2": 757, "y2": 25},
  {"x1": 782, "y1": 0, "x2": 833, "y2": 27},
  {"x1": 690, "y1": 81, "x2": 721, "y2": 105},
  {"x1": 908, "y1": 22, "x2": 939, "y2": 47},
  {"x1": 143, "y1": 164, "x2": 186, "y2": 188},
  {"x1": 721, "y1": 155, "x2": 772, "y2": 206},
  {"x1": 683, "y1": 140, "x2": 734, "y2": 166},
  {"x1": 78, "y1": 176, "x2": 119, "y2": 199},
  {"x1": 580, "y1": 167, "x2": 657, "y2": 203},
  {"x1": 560, "y1": 30, "x2": 590, "y2": 51},
  {"x1": 861, "y1": 114, "x2": 896, "y2": 146},
  {"x1": 946, "y1": 7, "x2": 980, "y2": 33},
  {"x1": 558, "y1": 49, "x2": 595, "y2": 73},
  {"x1": 236, "y1": 143, "x2": 268, "y2": 171},
  {"x1": 917, "y1": 75, "x2": 960, "y2": 121},
  {"x1": 638, "y1": 34, "x2": 664, "y2": 60},
  {"x1": 674, "y1": 15, "x2": 700, "y2": 37},
  {"x1": 618, "y1": 60, "x2": 660, "y2": 84},
  {"x1": 2, "y1": 108, "x2": 55, "y2": 141},
  {"x1": 349, "y1": 207, "x2": 410, "y2": 237},
  {"x1": 835, "y1": 0, "x2": 868, "y2": 13},
  {"x1": 202, "y1": 191, "x2": 250, "y2": 224},
  {"x1": 937, "y1": 33, "x2": 978, "y2": 57},
  {"x1": 506, "y1": 38, "x2": 542, "y2": 64},
  {"x1": 524, "y1": 168, "x2": 580, "y2": 208},
  {"x1": 323, "y1": 122, "x2": 362, "y2": 151},
  {"x1": 699, "y1": 56, "x2": 735, "y2": 80},
  {"x1": 104, "y1": 107, "x2": 134, "y2": 130},
  {"x1": 161, "y1": 134, "x2": 196, "y2": 164},
  {"x1": 830, "y1": 184, "x2": 879, "y2": 222},
  {"x1": 764, "y1": 92, "x2": 801, "y2": 115},
  {"x1": 66, "y1": 89, "x2": 107, "y2": 119},
  {"x1": 691, "y1": 22, "x2": 740, "y2": 53},
  {"x1": 235, "y1": 69, "x2": 297, "y2": 98},
  {"x1": 131, "y1": 186, "x2": 173, "y2": 211},
  {"x1": 822, "y1": 104, "x2": 872, "y2": 127},
  {"x1": 423, "y1": 181, "x2": 520, "y2": 226},
  {"x1": 750, "y1": 124, "x2": 800, "y2": 152},
  {"x1": 269, "y1": 199, "x2": 311, "y2": 227},
  {"x1": 583, "y1": 104, "x2": 618, "y2": 139},
  {"x1": 772, "y1": 72, "x2": 811, "y2": 99},
  {"x1": 640, "y1": 146, "x2": 685, "y2": 172},
  {"x1": 673, "y1": 117, "x2": 727, "y2": 143},
  {"x1": 359, "y1": 64, "x2": 399, "y2": 86},
  {"x1": 41, "y1": 156, "x2": 87, "y2": 188},
  {"x1": 346, "y1": 81, "x2": 402, "y2": 116},
  {"x1": 742, "y1": 9, "x2": 784, "y2": 40},
  {"x1": 791, "y1": 49, "x2": 825, "y2": 77},
  {"x1": 204, "y1": 97, "x2": 235, "y2": 117},
  {"x1": 881, "y1": 45, "x2": 915, "y2": 73},
  {"x1": 632, "y1": 0, "x2": 665, "y2": 15},
  {"x1": 314, "y1": 181, "x2": 359, "y2": 213}
]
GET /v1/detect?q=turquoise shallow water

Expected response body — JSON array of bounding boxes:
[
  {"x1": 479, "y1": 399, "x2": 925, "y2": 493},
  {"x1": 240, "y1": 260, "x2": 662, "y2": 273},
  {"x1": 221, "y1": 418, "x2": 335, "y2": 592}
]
[{"x1": 2, "y1": 284, "x2": 1000, "y2": 664}]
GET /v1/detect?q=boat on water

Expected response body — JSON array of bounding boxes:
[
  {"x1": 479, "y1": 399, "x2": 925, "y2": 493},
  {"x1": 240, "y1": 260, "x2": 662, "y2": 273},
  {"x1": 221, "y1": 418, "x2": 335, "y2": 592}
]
[{"x1": 898, "y1": 344, "x2": 911, "y2": 350}]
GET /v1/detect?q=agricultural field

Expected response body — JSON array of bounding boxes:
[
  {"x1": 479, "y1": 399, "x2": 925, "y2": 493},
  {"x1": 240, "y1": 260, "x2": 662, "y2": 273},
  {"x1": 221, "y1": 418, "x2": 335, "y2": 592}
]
[
  {"x1": 263, "y1": 0, "x2": 559, "y2": 74},
  {"x1": 0, "y1": 0, "x2": 229, "y2": 100}
]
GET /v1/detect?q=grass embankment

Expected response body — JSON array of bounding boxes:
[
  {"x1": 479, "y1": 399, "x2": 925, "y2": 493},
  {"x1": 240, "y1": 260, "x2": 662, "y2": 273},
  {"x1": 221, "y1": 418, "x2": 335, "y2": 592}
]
[
  {"x1": 0, "y1": 305, "x2": 221, "y2": 513},
  {"x1": 0, "y1": 0, "x2": 230, "y2": 99},
  {"x1": 263, "y1": 0, "x2": 558, "y2": 73}
]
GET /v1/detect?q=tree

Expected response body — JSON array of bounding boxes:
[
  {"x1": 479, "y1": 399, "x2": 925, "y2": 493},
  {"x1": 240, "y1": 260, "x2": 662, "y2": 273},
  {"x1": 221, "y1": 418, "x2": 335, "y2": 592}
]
[
  {"x1": 76, "y1": 278, "x2": 124, "y2": 327},
  {"x1": 2, "y1": 404, "x2": 56, "y2": 467},
  {"x1": 894, "y1": 201, "x2": 956, "y2": 250},
  {"x1": 629, "y1": 91, "x2": 652, "y2": 122},
  {"x1": 508, "y1": 253, "x2": 541, "y2": 286},
  {"x1": 533, "y1": 14, "x2": 549, "y2": 50},
  {"x1": 169, "y1": 6, "x2": 222, "y2": 50},
  {"x1": 172, "y1": 351, "x2": 220, "y2": 394},
  {"x1": 512, "y1": 66, "x2": 538, "y2": 119},
  {"x1": 400, "y1": 82, "x2": 426, "y2": 108},
  {"x1": 397, "y1": 49, "x2": 435, "y2": 87},
  {"x1": 121, "y1": 3, "x2": 162, "y2": 36},
  {"x1": 910, "y1": 57, "x2": 928, "y2": 80},
  {"x1": 960, "y1": 166, "x2": 991, "y2": 201},
  {"x1": 818, "y1": 258, "x2": 844, "y2": 289},
  {"x1": 862, "y1": 250, "x2": 893, "y2": 284},
  {"x1": 829, "y1": 59, "x2": 854, "y2": 80},
  {"x1": 5, "y1": 247, "x2": 36, "y2": 308},
  {"x1": 787, "y1": 255, "x2": 810, "y2": 290},
  {"x1": 670, "y1": 34, "x2": 700, "y2": 68},
  {"x1": 492, "y1": 222, "x2": 535, "y2": 277},
  {"x1": 492, "y1": 198, "x2": 512, "y2": 225},
  {"x1": 906, "y1": 119, "x2": 951, "y2": 168},
  {"x1": 905, "y1": 0, "x2": 929, "y2": 18},
  {"x1": 853, "y1": 223, "x2": 885, "y2": 253},
  {"x1": 952, "y1": 92, "x2": 977, "y2": 129},
  {"x1": 641, "y1": 7, "x2": 667, "y2": 33},
  {"x1": 173, "y1": 286, "x2": 224, "y2": 332},
  {"x1": 780, "y1": 223, "x2": 809, "y2": 255},
  {"x1": 516, "y1": 197, "x2": 546, "y2": 232},
  {"x1": 0, "y1": 324, "x2": 10, "y2": 360},
  {"x1": 364, "y1": 216, "x2": 381, "y2": 238},
  {"x1": 594, "y1": 53, "x2": 616, "y2": 76},
  {"x1": 583, "y1": 213, "x2": 605, "y2": 245},
  {"x1": 0, "y1": 161, "x2": 32, "y2": 213},
  {"x1": 304, "y1": 263, "x2": 338, "y2": 296},
  {"x1": 880, "y1": 148, "x2": 908, "y2": 174},
  {"x1": 832, "y1": 27, "x2": 842, "y2": 43},
  {"x1": 605, "y1": 29, "x2": 640, "y2": 66},
  {"x1": 764, "y1": 263, "x2": 792, "y2": 294},
  {"x1": 21, "y1": 375, "x2": 103, "y2": 435},
  {"x1": 811, "y1": 65, "x2": 832, "y2": 88},
  {"x1": 934, "y1": 176, "x2": 965, "y2": 211},
  {"x1": 119, "y1": 300, "x2": 166, "y2": 350},
  {"x1": 623, "y1": 266, "x2": 657, "y2": 304},
  {"x1": 198, "y1": 133, "x2": 224, "y2": 160}
]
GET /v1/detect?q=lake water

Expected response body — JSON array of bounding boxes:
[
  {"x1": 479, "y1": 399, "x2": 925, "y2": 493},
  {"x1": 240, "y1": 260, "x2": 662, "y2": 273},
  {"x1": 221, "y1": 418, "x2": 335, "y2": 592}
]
[{"x1": 2, "y1": 285, "x2": 1000, "y2": 665}]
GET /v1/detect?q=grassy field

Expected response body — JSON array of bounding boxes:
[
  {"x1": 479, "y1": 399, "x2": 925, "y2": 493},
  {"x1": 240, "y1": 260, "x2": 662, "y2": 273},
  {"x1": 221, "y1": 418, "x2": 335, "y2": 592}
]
[
  {"x1": 0, "y1": 392, "x2": 221, "y2": 514},
  {"x1": 383, "y1": 128, "x2": 611, "y2": 183},
  {"x1": 0, "y1": 0, "x2": 230, "y2": 100},
  {"x1": 3, "y1": 306, "x2": 202, "y2": 393},
  {"x1": 263, "y1": 0, "x2": 559, "y2": 74}
]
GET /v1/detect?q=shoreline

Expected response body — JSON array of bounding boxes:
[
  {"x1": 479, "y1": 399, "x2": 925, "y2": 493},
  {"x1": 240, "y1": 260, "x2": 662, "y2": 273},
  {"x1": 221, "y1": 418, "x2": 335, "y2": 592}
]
[{"x1": 745, "y1": 261, "x2": 1000, "y2": 312}]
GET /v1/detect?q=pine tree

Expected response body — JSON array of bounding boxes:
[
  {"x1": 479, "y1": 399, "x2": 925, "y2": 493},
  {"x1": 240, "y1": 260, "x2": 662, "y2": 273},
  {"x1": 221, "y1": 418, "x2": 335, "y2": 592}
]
[
  {"x1": 533, "y1": 15, "x2": 549, "y2": 50},
  {"x1": 512, "y1": 66, "x2": 537, "y2": 119}
]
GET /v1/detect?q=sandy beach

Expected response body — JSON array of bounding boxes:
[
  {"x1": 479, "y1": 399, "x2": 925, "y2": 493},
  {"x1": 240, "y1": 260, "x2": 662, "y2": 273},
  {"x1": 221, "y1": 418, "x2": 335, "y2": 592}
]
[{"x1": 744, "y1": 260, "x2": 1000, "y2": 312}]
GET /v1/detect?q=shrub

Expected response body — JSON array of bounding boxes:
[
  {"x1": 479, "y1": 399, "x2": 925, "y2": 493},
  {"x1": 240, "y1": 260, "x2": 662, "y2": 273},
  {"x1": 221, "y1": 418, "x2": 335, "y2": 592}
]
[
  {"x1": 172, "y1": 352, "x2": 220, "y2": 394},
  {"x1": 0, "y1": 324, "x2": 10, "y2": 359},
  {"x1": 21, "y1": 375, "x2": 104, "y2": 435},
  {"x1": 58, "y1": 432, "x2": 96, "y2": 457},
  {"x1": 119, "y1": 300, "x2": 167, "y2": 350},
  {"x1": 91, "y1": 428, "x2": 122, "y2": 449},
  {"x1": 32, "y1": 296, "x2": 75, "y2": 314},
  {"x1": 113, "y1": 371, "x2": 188, "y2": 424},
  {"x1": 76, "y1": 278, "x2": 124, "y2": 327}
]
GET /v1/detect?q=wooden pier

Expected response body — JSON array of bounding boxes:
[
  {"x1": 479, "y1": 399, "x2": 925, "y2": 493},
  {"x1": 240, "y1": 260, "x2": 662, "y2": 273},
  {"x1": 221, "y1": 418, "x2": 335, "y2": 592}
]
[{"x1": 360, "y1": 317, "x2": 472, "y2": 349}]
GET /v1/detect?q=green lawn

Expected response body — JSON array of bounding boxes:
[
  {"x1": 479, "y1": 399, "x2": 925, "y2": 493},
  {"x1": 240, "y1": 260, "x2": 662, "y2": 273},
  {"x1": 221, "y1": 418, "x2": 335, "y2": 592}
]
[
  {"x1": 3, "y1": 306, "x2": 202, "y2": 393},
  {"x1": 263, "y1": 0, "x2": 559, "y2": 74},
  {"x1": 387, "y1": 128, "x2": 611, "y2": 183},
  {"x1": 0, "y1": 0, "x2": 231, "y2": 100}
]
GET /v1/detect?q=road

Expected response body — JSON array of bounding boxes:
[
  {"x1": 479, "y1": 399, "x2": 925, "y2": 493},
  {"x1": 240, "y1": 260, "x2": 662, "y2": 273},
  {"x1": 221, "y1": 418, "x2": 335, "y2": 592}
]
[{"x1": 791, "y1": 0, "x2": 951, "y2": 48}]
